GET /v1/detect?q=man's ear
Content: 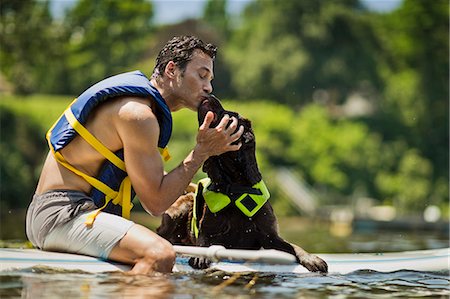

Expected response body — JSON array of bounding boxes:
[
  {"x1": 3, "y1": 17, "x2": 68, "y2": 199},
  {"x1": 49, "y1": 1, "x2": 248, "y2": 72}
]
[{"x1": 164, "y1": 61, "x2": 177, "y2": 79}]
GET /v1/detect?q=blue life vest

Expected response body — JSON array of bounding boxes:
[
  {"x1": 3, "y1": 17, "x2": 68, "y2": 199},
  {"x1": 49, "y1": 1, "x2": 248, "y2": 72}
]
[{"x1": 47, "y1": 70, "x2": 172, "y2": 220}]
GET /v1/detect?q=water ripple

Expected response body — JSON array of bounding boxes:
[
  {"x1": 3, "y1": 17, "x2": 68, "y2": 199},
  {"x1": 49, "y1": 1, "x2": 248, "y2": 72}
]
[{"x1": 0, "y1": 267, "x2": 448, "y2": 298}]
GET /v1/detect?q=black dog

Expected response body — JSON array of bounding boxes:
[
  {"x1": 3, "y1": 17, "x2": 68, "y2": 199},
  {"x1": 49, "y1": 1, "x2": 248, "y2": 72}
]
[{"x1": 157, "y1": 95, "x2": 328, "y2": 273}]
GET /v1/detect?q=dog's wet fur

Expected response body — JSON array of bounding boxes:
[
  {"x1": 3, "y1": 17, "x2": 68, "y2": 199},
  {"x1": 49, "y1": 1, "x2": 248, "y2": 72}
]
[{"x1": 157, "y1": 95, "x2": 328, "y2": 273}]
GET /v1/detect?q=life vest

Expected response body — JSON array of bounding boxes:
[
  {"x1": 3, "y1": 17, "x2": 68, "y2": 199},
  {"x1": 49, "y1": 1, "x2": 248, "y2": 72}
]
[
  {"x1": 190, "y1": 178, "x2": 270, "y2": 238},
  {"x1": 46, "y1": 70, "x2": 172, "y2": 225}
]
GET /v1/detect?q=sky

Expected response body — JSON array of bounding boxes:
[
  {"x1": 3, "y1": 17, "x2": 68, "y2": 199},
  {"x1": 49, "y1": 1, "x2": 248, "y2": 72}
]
[{"x1": 49, "y1": 0, "x2": 403, "y2": 24}]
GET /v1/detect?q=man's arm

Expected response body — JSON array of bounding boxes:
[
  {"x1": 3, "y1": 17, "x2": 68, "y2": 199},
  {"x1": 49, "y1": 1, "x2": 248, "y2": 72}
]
[{"x1": 116, "y1": 99, "x2": 243, "y2": 215}]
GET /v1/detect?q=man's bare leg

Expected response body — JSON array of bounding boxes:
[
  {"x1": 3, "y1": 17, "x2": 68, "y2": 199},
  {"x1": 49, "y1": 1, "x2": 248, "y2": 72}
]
[{"x1": 108, "y1": 224, "x2": 176, "y2": 274}]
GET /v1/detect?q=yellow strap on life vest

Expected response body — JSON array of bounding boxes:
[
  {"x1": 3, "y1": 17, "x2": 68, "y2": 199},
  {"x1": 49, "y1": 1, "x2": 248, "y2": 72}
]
[
  {"x1": 159, "y1": 147, "x2": 171, "y2": 162},
  {"x1": 51, "y1": 150, "x2": 133, "y2": 226},
  {"x1": 46, "y1": 105, "x2": 133, "y2": 226},
  {"x1": 84, "y1": 177, "x2": 133, "y2": 226},
  {"x1": 47, "y1": 103, "x2": 170, "y2": 226},
  {"x1": 64, "y1": 108, "x2": 126, "y2": 171}
]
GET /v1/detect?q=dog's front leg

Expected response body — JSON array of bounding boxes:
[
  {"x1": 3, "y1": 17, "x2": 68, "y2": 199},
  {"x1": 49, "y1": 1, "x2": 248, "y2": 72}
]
[
  {"x1": 290, "y1": 243, "x2": 328, "y2": 273},
  {"x1": 261, "y1": 235, "x2": 328, "y2": 273}
]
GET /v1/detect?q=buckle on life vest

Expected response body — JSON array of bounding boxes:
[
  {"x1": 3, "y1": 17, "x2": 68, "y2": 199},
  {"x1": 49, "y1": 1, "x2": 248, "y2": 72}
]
[
  {"x1": 234, "y1": 180, "x2": 270, "y2": 217},
  {"x1": 200, "y1": 178, "x2": 270, "y2": 217}
]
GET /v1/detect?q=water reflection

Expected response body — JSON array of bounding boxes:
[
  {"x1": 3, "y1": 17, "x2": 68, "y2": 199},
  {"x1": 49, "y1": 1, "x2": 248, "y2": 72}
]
[
  {"x1": 12, "y1": 268, "x2": 174, "y2": 299},
  {"x1": 180, "y1": 270, "x2": 450, "y2": 298},
  {"x1": 1, "y1": 267, "x2": 449, "y2": 298}
]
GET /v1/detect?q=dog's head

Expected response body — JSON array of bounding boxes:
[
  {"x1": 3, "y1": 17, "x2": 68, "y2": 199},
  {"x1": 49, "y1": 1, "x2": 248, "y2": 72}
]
[{"x1": 197, "y1": 95, "x2": 262, "y2": 186}]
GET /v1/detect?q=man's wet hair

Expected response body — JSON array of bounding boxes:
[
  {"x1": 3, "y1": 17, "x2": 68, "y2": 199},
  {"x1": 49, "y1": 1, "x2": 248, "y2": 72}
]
[{"x1": 152, "y1": 36, "x2": 217, "y2": 79}]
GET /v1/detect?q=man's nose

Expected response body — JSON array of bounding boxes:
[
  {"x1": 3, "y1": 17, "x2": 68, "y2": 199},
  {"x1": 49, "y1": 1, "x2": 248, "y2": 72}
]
[{"x1": 203, "y1": 81, "x2": 213, "y2": 94}]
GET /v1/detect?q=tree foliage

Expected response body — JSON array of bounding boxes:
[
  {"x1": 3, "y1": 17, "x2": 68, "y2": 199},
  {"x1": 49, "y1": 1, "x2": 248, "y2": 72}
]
[
  {"x1": 0, "y1": 106, "x2": 47, "y2": 209},
  {"x1": 0, "y1": 0, "x2": 64, "y2": 94},
  {"x1": 63, "y1": 0, "x2": 154, "y2": 93},
  {"x1": 0, "y1": 0, "x2": 448, "y2": 214},
  {"x1": 203, "y1": 0, "x2": 229, "y2": 38},
  {"x1": 0, "y1": 0, "x2": 154, "y2": 95},
  {"x1": 225, "y1": 0, "x2": 382, "y2": 106},
  {"x1": 374, "y1": 0, "x2": 449, "y2": 182},
  {"x1": 222, "y1": 0, "x2": 449, "y2": 211}
]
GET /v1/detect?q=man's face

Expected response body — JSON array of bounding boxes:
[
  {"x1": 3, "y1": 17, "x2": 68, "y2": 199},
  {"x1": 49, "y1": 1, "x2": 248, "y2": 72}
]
[{"x1": 173, "y1": 50, "x2": 214, "y2": 111}]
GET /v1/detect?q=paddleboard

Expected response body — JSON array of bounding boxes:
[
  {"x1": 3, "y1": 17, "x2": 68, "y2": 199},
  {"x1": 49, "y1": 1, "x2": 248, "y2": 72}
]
[{"x1": 0, "y1": 247, "x2": 448, "y2": 274}]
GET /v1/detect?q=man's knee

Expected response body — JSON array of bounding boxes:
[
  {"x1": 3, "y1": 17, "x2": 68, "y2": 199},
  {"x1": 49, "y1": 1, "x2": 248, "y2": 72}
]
[
  {"x1": 110, "y1": 224, "x2": 176, "y2": 273},
  {"x1": 142, "y1": 237, "x2": 176, "y2": 272}
]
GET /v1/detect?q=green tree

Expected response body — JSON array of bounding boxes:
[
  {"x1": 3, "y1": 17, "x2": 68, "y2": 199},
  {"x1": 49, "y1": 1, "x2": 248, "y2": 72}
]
[
  {"x1": 225, "y1": 0, "x2": 382, "y2": 106},
  {"x1": 285, "y1": 105, "x2": 383, "y2": 201},
  {"x1": 375, "y1": 0, "x2": 449, "y2": 181},
  {"x1": 370, "y1": 0, "x2": 449, "y2": 206},
  {"x1": 376, "y1": 149, "x2": 433, "y2": 212},
  {"x1": 201, "y1": 0, "x2": 234, "y2": 98},
  {"x1": 0, "y1": 0, "x2": 65, "y2": 94},
  {"x1": 203, "y1": 0, "x2": 230, "y2": 38},
  {"x1": 64, "y1": 0, "x2": 154, "y2": 93},
  {"x1": 0, "y1": 106, "x2": 47, "y2": 209}
]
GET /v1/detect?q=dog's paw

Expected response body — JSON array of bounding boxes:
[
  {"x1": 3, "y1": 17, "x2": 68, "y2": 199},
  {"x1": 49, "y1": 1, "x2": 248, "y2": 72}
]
[
  {"x1": 188, "y1": 257, "x2": 212, "y2": 269},
  {"x1": 299, "y1": 254, "x2": 328, "y2": 273}
]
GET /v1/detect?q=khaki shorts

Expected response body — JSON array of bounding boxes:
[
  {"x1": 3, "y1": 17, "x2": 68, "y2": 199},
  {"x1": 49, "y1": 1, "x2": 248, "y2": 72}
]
[
  {"x1": 43, "y1": 210, "x2": 135, "y2": 259},
  {"x1": 26, "y1": 190, "x2": 134, "y2": 260}
]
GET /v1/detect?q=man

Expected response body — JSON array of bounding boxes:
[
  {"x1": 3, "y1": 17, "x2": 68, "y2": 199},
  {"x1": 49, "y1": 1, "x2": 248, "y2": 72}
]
[{"x1": 26, "y1": 36, "x2": 244, "y2": 274}]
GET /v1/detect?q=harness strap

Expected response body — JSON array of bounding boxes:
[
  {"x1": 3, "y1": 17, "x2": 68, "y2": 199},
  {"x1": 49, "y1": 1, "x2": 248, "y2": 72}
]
[
  {"x1": 191, "y1": 178, "x2": 218, "y2": 239},
  {"x1": 190, "y1": 178, "x2": 271, "y2": 238},
  {"x1": 191, "y1": 188, "x2": 199, "y2": 240},
  {"x1": 209, "y1": 183, "x2": 263, "y2": 197}
]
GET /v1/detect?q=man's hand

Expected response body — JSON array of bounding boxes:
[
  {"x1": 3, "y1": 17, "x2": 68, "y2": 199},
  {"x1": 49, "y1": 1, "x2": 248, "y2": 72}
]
[{"x1": 195, "y1": 111, "x2": 244, "y2": 159}]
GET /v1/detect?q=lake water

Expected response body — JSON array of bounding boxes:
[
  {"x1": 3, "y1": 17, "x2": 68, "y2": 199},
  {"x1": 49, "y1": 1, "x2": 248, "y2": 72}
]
[
  {"x1": 1, "y1": 212, "x2": 449, "y2": 298},
  {"x1": 1, "y1": 266, "x2": 449, "y2": 298}
]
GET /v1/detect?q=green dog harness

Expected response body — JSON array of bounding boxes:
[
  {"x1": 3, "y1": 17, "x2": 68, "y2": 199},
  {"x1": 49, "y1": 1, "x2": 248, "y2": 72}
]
[{"x1": 191, "y1": 177, "x2": 270, "y2": 238}]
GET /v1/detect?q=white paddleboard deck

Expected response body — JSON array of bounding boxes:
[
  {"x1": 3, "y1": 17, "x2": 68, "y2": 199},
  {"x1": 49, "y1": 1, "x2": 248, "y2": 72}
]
[{"x1": 1, "y1": 247, "x2": 448, "y2": 274}]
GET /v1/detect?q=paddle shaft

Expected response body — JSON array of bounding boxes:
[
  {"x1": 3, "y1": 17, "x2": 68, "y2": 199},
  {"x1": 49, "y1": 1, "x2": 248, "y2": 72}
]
[{"x1": 173, "y1": 245, "x2": 296, "y2": 265}]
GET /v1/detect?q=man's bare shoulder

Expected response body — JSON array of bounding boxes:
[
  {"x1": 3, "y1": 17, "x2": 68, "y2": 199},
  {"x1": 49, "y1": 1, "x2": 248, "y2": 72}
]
[
  {"x1": 114, "y1": 96, "x2": 158, "y2": 123},
  {"x1": 112, "y1": 96, "x2": 160, "y2": 144}
]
